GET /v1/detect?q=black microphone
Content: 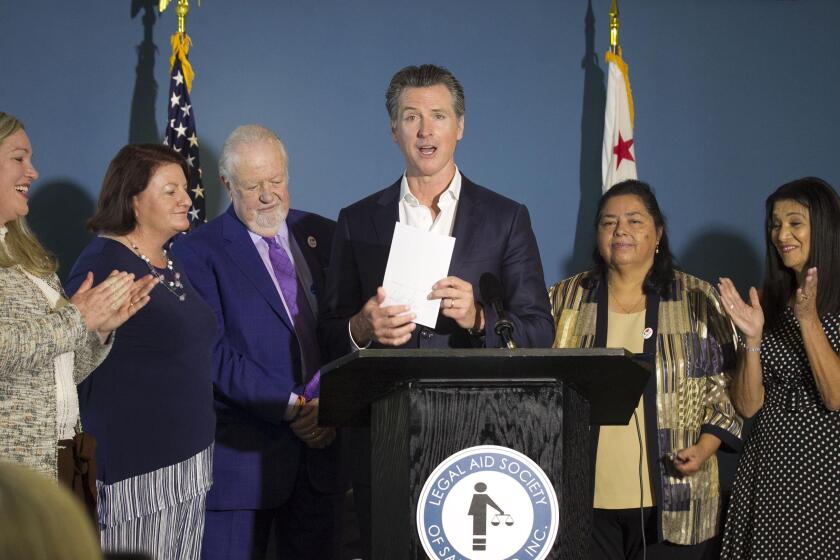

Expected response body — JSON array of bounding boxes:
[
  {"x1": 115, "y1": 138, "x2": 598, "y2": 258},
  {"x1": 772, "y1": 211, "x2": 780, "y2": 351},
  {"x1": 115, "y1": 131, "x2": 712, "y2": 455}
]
[{"x1": 479, "y1": 272, "x2": 517, "y2": 349}]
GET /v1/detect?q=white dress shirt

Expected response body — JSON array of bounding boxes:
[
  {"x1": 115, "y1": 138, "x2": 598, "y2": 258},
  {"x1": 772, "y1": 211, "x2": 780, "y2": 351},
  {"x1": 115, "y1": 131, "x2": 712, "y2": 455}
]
[
  {"x1": 398, "y1": 167, "x2": 461, "y2": 236},
  {"x1": 349, "y1": 168, "x2": 462, "y2": 349}
]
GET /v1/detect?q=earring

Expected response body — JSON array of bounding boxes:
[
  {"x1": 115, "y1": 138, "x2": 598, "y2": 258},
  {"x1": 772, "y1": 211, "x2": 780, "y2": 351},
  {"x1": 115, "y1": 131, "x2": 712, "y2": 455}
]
[{"x1": 655, "y1": 244, "x2": 660, "y2": 254}]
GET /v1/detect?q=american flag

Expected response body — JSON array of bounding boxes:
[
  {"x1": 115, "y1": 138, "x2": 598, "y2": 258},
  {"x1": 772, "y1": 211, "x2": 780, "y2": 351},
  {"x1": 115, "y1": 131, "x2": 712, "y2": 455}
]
[{"x1": 163, "y1": 50, "x2": 205, "y2": 224}]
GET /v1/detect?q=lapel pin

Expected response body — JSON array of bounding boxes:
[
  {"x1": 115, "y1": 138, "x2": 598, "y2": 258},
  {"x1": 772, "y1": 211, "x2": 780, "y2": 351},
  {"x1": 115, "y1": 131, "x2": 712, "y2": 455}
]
[
  {"x1": 307, "y1": 235, "x2": 317, "y2": 248},
  {"x1": 642, "y1": 327, "x2": 653, "y2": 340}
]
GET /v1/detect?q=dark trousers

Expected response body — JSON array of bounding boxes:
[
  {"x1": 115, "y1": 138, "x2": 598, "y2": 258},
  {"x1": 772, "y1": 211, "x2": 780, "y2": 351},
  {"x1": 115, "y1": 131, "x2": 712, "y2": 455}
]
[
  {"x1": 201, "y1": 459, "x2": 342, "y2": 560},
  {"x1": 591, "y1": 508, "x2": 720, "y2": 560}
]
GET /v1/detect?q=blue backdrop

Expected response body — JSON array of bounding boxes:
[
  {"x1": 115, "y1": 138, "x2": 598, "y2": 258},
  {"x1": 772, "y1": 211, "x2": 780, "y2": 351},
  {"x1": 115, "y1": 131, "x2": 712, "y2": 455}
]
[
  {"x1": 2, "y1": 0, "x2": 838, "y2": 488},
  {"x1": 3, "y1": 0, "x2": 837, "y2": 287}
]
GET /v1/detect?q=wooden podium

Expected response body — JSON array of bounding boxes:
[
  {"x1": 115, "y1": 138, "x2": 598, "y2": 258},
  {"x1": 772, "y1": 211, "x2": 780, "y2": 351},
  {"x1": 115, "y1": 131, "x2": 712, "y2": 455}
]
[{"x1": 320, "y1": 348, "x2": 650, "y2": 560}]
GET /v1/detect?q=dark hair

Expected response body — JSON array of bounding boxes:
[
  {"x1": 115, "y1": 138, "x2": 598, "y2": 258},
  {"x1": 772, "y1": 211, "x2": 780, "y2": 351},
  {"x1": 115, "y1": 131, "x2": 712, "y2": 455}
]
[
  {"x1": 590, "y1": 179, "x2": 677, "y2": 297},
  {"x1": 761, "y1": 176, "x2": 840, "y2": 330},
  {"x1": 385, "y1": 64, "x2": 465, "y2": 123},
  {"x1": 88, "y1": 144, "x2": 188, "y2": 235}
]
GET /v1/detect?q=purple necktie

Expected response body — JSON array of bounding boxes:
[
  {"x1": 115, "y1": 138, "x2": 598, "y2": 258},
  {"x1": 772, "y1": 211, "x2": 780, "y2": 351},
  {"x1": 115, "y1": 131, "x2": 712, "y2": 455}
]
[{"x1": 263, "y1": 236, "x2": 321, "y2": 398}]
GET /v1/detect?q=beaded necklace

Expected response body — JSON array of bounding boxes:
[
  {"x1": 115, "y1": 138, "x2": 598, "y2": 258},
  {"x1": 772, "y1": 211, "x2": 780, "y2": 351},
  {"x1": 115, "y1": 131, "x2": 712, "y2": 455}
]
[{"x1": 128, "y1": 238, "x2": 186, "y2": 302}]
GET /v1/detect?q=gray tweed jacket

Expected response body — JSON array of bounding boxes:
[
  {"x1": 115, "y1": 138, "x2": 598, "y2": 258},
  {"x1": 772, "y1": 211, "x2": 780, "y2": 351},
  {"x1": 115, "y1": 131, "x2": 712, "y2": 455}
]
[{"x1": 0, "y1": 264, "x2": 111, "y2": 479}]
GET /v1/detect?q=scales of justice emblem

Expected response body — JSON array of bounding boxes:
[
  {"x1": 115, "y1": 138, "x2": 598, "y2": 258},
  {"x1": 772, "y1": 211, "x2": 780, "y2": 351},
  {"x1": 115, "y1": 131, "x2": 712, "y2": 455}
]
[{"x1": 417, "y1": 446, "x2": 559, "y2": 560}]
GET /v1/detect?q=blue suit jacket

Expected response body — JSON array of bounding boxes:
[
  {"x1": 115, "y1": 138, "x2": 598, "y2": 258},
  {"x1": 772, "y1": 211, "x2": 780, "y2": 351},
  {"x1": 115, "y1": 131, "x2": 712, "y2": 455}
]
[
  {"x1": 321, "y1": 174, "x2": 554, "y2": 358},
  {"x1": 173, "y1": 206, "x2": 340, "y2": 510}
]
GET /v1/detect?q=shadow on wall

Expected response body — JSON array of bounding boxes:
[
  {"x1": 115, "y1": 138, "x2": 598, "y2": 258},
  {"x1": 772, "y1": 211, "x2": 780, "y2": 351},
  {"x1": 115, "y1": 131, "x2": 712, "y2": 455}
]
[
  {"x1": 129, "y1": 0, "x2": 161, "y2": 145},
  {"x1": 561, "y1": 0, "x2": 605, "y2": 279},
  {"x1": 679, "y1": 228, "x2": 763, "y2": 292},
  {"x1": 27, "y1": 181, "x2": 95, "y2": 284},
  {"x1": 680, "y1": 228, "x2": 761, "y2": 494},
  {"x1": 199, "y1": 142, "x2": 226, "y2": 220},
  {"x1": 679, "y1": 229, "x2": 763, "y2": 493}
]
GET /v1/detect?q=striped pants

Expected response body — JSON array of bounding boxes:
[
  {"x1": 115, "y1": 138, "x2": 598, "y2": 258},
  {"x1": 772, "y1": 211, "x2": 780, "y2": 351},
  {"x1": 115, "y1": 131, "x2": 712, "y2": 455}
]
[{"x1": 101, "y1": 491, "x2": 208, "y2": 560}]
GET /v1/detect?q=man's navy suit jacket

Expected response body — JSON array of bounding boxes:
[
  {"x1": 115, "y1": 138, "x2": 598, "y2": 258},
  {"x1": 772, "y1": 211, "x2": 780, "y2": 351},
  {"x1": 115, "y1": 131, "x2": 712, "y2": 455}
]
[
  {"x1": 173, "y1": 205, "x2": 340, "y2": 510},
  {"x1": 320, "y1": 174, "x2": 555, "y2": 359}
]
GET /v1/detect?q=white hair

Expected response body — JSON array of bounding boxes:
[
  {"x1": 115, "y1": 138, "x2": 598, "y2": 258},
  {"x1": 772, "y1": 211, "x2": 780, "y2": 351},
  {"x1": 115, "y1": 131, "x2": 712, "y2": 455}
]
[{"x1": 218, "y1": 124, "x2": 288, "y2": 185}]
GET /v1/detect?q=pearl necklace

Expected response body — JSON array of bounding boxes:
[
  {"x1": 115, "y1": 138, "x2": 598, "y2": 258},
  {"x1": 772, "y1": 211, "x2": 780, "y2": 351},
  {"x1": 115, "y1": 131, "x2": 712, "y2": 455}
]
[{"x1": 129, "y1": 239, "x2": 186, "y2": 302}]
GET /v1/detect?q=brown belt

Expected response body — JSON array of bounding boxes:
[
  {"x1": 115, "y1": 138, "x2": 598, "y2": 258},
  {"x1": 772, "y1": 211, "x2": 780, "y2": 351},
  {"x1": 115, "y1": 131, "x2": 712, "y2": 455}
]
[{"x1": 57, "y1": 432, "x2": 98, "y2": 526}]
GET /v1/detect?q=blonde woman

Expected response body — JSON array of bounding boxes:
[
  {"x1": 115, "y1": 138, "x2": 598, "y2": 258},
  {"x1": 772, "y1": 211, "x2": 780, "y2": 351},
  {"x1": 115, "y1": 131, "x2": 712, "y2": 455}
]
[
  {"x1": 0, "y1": 112, "x2": 155, "y2": 510},
  {"x1": 0, "y1": 461, "x2": 103, "y2": 560}
]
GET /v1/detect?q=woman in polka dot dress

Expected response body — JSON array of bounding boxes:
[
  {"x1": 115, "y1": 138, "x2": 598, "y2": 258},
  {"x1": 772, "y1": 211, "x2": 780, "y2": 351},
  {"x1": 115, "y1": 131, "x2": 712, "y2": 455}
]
[{"x1": 717, "y1": 177, "x2": 840, "y2": 559}]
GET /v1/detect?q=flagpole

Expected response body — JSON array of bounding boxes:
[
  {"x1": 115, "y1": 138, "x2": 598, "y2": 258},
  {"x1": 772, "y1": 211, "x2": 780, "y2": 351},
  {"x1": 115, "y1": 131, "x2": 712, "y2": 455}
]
[
  {"x1": 609, "y1": 0, "x2": 620, "y2": 55},
  {"x1": 159, "y1": 0, "x2": 200, "y2": 36}
]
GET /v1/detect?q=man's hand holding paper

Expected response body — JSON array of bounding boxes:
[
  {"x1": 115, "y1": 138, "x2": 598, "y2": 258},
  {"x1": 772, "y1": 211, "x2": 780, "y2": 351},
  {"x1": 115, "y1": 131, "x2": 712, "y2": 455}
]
[
  {"x1": 382, "y1": 223, "x2": 456, "y2": 328},
  {"x1": 349, "y1": 286, "x2": 416, "y2": 347},
  {"x1": 349, "y1": 222, "x2": 458, "y2": 347}
]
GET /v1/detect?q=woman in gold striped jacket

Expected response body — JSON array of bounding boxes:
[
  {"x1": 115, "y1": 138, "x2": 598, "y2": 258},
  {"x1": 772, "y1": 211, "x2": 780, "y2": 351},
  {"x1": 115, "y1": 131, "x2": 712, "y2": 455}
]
[{"x1": 549, "y1": 180, "x2": 743, "y2": 560}]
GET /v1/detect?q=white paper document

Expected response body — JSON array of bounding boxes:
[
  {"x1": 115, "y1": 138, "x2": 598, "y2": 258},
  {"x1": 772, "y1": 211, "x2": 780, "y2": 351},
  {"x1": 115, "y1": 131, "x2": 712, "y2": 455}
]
[{"x1": 382, "y1": 222, "x2": 456, "y2": 329}]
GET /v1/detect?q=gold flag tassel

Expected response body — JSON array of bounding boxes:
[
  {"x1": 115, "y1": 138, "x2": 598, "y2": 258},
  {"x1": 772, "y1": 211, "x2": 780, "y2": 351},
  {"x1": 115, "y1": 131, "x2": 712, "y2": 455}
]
[
  {"x1": 169, "y1": 33, "x2": 196, "y2": 93},
  {"x1": 161, "y1": 0, "x2": 200, "y2": 92}
]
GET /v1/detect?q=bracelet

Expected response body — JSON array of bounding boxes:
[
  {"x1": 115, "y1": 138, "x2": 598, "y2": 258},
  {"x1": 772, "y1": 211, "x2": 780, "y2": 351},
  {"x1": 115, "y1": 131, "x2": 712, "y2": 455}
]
[{"x1": 737, "y1": 334, "x2": 761, "y2": 354}]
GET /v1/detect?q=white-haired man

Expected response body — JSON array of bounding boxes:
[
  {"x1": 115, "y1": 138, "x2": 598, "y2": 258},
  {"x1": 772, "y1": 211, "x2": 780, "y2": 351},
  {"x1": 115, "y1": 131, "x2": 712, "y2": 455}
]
[{"x1": 174, "y1": 125, "x2": 341, "y2": 559}]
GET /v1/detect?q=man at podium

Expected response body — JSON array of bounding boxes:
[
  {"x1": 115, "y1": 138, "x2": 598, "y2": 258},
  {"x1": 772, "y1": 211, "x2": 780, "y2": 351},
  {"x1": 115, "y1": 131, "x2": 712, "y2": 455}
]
[{"x1": 320, "y1": 63, "x2": 554, "y2": 557}]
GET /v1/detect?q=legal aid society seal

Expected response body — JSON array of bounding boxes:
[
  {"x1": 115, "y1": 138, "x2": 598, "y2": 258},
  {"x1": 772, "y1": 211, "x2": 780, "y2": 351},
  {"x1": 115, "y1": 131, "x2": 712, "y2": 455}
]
[{"x1": 417, "y1": 445, "x2": 559, "y2": 560}]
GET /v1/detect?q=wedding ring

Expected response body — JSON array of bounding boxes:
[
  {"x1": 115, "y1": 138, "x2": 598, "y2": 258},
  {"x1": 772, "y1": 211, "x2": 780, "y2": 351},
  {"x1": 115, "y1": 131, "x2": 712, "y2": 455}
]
[{"x1": 449, "y1": 298, "x2": 454, "y2": 309}]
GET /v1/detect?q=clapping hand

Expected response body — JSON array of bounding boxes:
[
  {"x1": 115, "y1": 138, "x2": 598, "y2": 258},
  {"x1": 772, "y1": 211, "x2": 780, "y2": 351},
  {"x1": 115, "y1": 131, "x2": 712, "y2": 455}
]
[
  {"x1": 70, "y1": 270, "x2": 158, "y2": 335},
  {"x1": 718, "y1": 277, "x2": 764, "y2": 342},
  {"x1": 793, "y1": 267, "x2": 819, "y2": 324},
  {"x1": 70, "y1": 271, "x2": 133, "y2": 331},
  {"x1": 97, "y1": 273, "x2": 159, "y2": 333}
]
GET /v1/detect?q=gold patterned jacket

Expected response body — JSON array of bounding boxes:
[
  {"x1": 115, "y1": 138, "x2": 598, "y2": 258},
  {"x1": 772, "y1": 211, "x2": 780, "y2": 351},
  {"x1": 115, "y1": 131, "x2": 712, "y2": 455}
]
[
  {"x1": 0, "y1": 263, "x2": 111, "y2": 479},
  {"x1": 549, "y1": 270, "x2": 743, "y2": 545}
]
